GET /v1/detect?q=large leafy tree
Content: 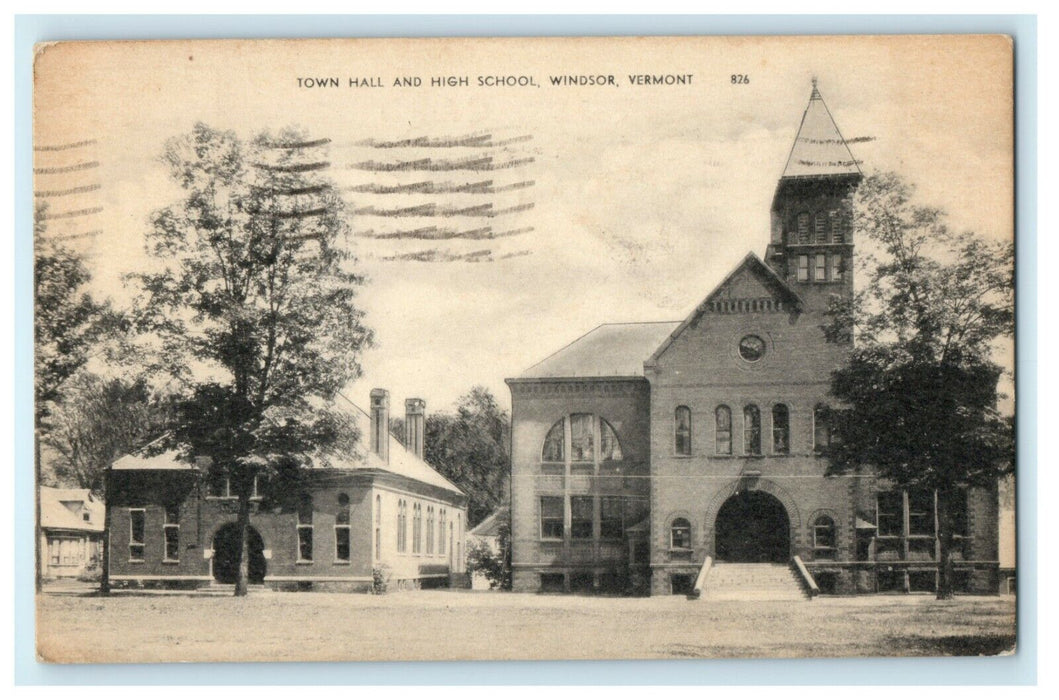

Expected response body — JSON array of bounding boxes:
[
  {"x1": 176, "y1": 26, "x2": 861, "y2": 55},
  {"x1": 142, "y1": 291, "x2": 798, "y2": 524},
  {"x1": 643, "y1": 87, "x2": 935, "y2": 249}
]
[
  {"x1": 825, "y1": 172, "x2": 1014, "y2": 599},
  {"x1": 133, "y1": 123, "x2": 372, "y2": 596},
  {"x1": 423, "y1": 387, "x2": 510, "y2": 527},
  {"x1": 34, "y1": 203, "x2": 112, "y2": 591},
  {"x1": 43, "y1": 372, "x2": 171, "y2": 496}
]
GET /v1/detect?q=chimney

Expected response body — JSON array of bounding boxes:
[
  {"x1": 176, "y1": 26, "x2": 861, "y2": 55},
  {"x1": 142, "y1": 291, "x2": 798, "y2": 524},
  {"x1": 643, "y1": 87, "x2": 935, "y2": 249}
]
[
  {"x1": 405, "y1": 398, "x2": 426, "y2": 460},
  {"x1": 370, "y1": 388, "x2": 389, "y2": 463}
]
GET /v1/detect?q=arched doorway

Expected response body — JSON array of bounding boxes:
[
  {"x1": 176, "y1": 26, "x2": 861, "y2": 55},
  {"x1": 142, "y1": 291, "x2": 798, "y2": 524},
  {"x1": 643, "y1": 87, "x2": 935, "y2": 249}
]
[
  {"x1": 212, "y1": 523, "x2": 266, "y2": 584},
  {"x1": 715, "y1": 490, "x2": 790, "y2": 563}
]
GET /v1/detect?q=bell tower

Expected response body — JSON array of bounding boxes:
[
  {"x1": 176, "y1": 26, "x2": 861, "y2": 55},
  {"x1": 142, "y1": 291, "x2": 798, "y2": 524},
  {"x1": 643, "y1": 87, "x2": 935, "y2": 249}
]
[{"x1": 765, "y1": 79, "x2": 861, "y2": 315}]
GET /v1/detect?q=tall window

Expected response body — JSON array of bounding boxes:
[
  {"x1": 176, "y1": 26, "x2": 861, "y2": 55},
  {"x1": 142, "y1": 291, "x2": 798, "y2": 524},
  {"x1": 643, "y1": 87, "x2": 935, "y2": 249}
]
[
  {"x1": 207, "y1": 471, "x2": 230, "y2": 499},
  {"x1": 426, "y1": 505, "x2": 435, "y2": 554},
  {"x1": 743, "y1": 404, "x2": 761, "y2": 455},
  {"x1": 675, "y1": 406, "x2": 692, "y2": 456},
  {"x1": 670, "y1": 517, "x2": 691, "y2": 549},
  {"x1": 375, "y1": 495, "x2": 382, "y2": 560},
  {"x1": 908, "y1": 490, "x2": 935, "y2": 536},
  {"x1": 397, "y1": 499, "x2": 407, "y2": 553},
  {"x1": 814, "y1": 212, "x2": 829, "y2": 243},
  {"x1": 772, "y1": 404, "x2": 790, "y2": 454},
  {"x1": 813, "y1": 515, "x2": 836, "y2": 556},
  {"x1": 797, "y1": 254, "x2": 809, "y2": 282},
  {"x1": 163, "y1": 504, "x2": 180, "y2": 562},
  {"x1": 542, "y1": 419, "x2": 564, "y2": 462},
  {"x1": 570, "y1": 414, "x2": 594, "y2": 463},
  {"x1": 796, "y1": 212, "x2": 810, "y2": 243},
  {"x1": 335, "y1": 493, "x2": 351, "y2": 562},
  {"x1": 814, "y1": 404, "x2": 832, "y2": 452},
  {"x1": 814, "y1": 253, "x2": 827, "y2": 281},
  {"x1": 129, "y1": 509, "x2": 145, "y2": 561},
  {"x1": 876, "y1": 492, "x2": 903, "y2": 537},
  {"x1": 297, "y1": 495, "x2": 313, "y2": 562},
  {"x1": 715, "y1": 405, "x2": 732, "y2": 455},
  {"x1": 601, "y1": 496, "x2": 623, "y2": 539},
  {"x1": 439, "y1": 508, "x2": 447, "y2": 555},
  {"x1": 830, "y1": 253, "x2": 844, "y2": 282},
  {"x1": 570, "y1": 496, "x2": 593, "y2": 539},
  {"x1": 540, "y1": 496, "x2": 563, "y2": 540},
  {"x1": 412, "y1": 503, "x2": 422, "y2": 554},
  {"x1": 830, "y1": 209, "x2": 846, "y2": 243},
  {"x1": 599, "y1": 419, "x2": 623, "y2": 461}
]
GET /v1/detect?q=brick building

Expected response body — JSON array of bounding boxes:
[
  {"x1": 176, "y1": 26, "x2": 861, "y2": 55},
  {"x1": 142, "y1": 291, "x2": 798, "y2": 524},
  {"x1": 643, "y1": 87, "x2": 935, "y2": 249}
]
[
  {"x1": 506, "y1": 84, "x2": 999, "y2": 596},
  {"x1": 105, "y1": 390, "x2": 468, "y2": 591}
]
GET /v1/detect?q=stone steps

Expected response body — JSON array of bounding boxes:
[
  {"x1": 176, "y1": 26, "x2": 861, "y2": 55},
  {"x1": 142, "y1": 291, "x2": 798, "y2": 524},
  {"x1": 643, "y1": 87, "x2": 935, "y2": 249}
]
[{"x1": 700, "y1": 563, "x2": 809, "y2": 601}]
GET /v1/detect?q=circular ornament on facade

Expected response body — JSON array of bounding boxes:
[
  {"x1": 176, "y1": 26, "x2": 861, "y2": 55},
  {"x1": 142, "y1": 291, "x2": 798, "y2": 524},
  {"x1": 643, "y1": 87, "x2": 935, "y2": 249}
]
[{"x1": 738, "y1": 335, "x2": 766, "y2": 362}]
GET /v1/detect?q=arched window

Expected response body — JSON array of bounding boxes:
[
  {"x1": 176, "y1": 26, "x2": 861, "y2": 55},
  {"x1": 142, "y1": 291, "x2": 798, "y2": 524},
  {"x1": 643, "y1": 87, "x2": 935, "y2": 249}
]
[
  {"x1": 670, "y1": 517, "x2": 692, "y2": 550},
  {"x1": 412, "y1": 503, "x2": 422, "y2": 554},
  {"x1": 600, "y1": 419, "x2": 623, "y2": 461},
  {"x1": 814, "y1": 404, "x2": 832, "y2": 453},
  {"x1": 397, "y1": 499, "x2": 407, "y2": 553},
  {"x1": 812, "y1": 515, "x2": 836, "y2": 557},
  {"x1": 743, "y1": 405, "x2": 761, "y2": 455},
  {"x1": 570, "y1": 414, "x2": 594, "y2": 462},
  {"x1": 796, "y1": 212, "x2": 810, "y2": 244},
  {"x1": 772, "y1": 404, "x2": 790, "y2": 454},
  {"x1": 675, "y1": 406, "x2": 691, "y2": 456},
  {"x1": 426, "y1": 505, "x2": 435, "y2": 554},
  {"x1": 715, "y1": 405, "x2": 732, "y2": 455},
  {"x1": 830, "y1": 209, "x2": 846, "y2": 244},
  {"x1": 542, "y1": 419, "x2": 564, "y2": 462},
  {"x1": 439, "y1": 508, "x2": 447, "y2": 555},
  {"x1": 375, "y1": 495, "x2": 381, "y2": 560},
  {"x1": 814, "y1": 212, "x2": 829, "y2": 243},
  {"x1": 335, "y1": 493, "x2": 351, "y2": 562}
]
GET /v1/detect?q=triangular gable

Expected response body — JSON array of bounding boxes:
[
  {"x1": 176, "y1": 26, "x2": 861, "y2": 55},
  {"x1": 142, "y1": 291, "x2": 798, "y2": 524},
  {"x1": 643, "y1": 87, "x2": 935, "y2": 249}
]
[{"x1": 644, "y1": 253, "x2": 803, "y2": 368}]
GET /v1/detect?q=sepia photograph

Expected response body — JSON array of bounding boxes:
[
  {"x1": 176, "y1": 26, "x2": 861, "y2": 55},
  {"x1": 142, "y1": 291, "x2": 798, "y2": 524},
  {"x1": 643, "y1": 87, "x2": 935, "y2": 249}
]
[{"x1": 30, "y1": 34, "x2": 1017, "y2": 664}]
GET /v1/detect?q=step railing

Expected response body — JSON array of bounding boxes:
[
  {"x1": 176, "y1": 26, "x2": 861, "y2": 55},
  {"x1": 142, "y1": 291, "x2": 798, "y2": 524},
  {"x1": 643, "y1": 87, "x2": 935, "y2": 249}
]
[
  {"x1": 791, "y1": 555, "x2": 819, "y2": 598},
  {"x1": 689, "y1": 555, "x2": 713, "y2": 599}
]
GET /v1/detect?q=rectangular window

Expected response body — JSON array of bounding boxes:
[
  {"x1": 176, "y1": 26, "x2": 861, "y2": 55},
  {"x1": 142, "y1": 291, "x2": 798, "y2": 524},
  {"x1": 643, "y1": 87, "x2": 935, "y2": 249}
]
[
  {"x1": 335, "y1": 527, "x2": 351, "y2": 562},
  {"x1": 877, "y1": 492, "x2": 903, "y2": 537},
  {"x1": 297, "y1": 501, "x2": 313, "y2": 562},
  {"x1": 163, "y1": 504, "x2": 180, "y2": 562},
  {"x1": 600, "y1": 496, "x2": 623, "y2": 540},
  {"x1": 570, "y1": 414, "x2": 594, "y2": 463},
  {"x1": 797, "y1": 255, "x2": 809, "y2": 282},
  {"x1": 207, "y1": 472, "x2": 230, "y2": 499},
  {"x1": 570, "y1": 496, "x2": 593, "y2": 539},
  {"x1": 129, "y1": 509, "x2": 145, "y2": 561},
  {"x1": 908, "y1": 490, "x2": 935, "y2": 536},
  {"x1": 540, "y1": 496, "x2": 564, "y2": 540},
  {"x1": 830, "y1": 254, "x2": 844, "y2": 282},
  {"x1": 814, "y1": 253, "x2": 827, "y2": 281}
]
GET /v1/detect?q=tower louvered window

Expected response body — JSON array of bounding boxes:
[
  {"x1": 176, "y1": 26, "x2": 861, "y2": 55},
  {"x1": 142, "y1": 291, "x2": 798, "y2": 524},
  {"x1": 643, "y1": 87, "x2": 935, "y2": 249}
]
[{"x1": 796, "y1": 212, "x2": 810, "y2": 243}]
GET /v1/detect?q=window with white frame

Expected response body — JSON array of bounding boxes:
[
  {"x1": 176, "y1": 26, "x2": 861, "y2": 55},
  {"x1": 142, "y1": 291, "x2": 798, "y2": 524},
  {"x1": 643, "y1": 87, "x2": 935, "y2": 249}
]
[
  {"x1": 715, "y1": 405, "x2": 732, "y2": 455},
  {"x1": 540, "y1": 496, "x2": 563, "y2": 540},
  {"x1": 129, "y1": 509, "x2": 145, "y2": 561},
  {"x1": 335, "y1": 493, "x2": 351, "y2": 562},
  {"x1": 163, "y1": 504, "x2": 180, "y2": 562},
  {"x1": 814, "y1": 253, "x2": 827, "y2": 282},
  {"x1": 797, "y1": 255, "x2": 810, "y2": 282},
  {"x1": 426, "y1": 505, "x2": 435, "y2": 554},
  {"x1": 830, "y1": 253, "x2": 844, "y2": 282},
  {"x1": 670, "y1": 517, "x2": 692, "y2": 550},
  {"x1": 397, "y1": 499, "x2": 407, "y2": 553},
  {"x1": 570, "y1": 413, "x2": 595, "y2": 465},
  {"x1": 439, "y1": 508, "x2": 447, "y2": 555},
  {"x1": 412, "y1": 502, "x2": 422, "y2": 554},
  {"x1": 812, "y1": 515, "x2": 836, "y2": 557},
  {"x1": 297, "y1": 495, "x2": 313, "y2": 562}
]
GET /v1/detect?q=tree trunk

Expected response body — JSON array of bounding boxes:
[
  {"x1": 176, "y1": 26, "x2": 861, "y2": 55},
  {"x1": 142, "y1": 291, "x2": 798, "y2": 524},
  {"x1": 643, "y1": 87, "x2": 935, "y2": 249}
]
[
  {"x1": 234, "y1": 485, "x2": 251, "y2": 597},
  {"x1": 936, "y1": 487, "x2": 955, "y2": 600},
  {"x1": 35, "y1": 430, "x2": 43, "y2": 594},
  {"x1": 100, "y1": 469, "x2": 111, "y2": 595}
]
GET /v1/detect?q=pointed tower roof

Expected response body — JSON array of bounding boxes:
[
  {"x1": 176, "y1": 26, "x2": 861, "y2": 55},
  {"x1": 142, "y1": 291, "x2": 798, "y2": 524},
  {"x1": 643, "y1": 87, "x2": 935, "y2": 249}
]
[{"x1": 780, "y1": 79, "x2": 861, "y2": 179}]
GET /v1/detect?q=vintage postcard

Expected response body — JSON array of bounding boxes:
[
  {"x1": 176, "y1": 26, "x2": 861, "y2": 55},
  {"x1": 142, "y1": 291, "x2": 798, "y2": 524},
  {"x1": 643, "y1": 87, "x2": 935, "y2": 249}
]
[{"x1": 33, "y1": 35, "x2": 1016, "y2": 663}]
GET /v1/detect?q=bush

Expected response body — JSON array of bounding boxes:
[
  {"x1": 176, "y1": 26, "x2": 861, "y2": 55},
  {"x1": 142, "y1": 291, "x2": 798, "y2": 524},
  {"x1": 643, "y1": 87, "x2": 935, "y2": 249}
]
[{"x1": 372, "y1": 564, "x2": 391, "y2": 594}]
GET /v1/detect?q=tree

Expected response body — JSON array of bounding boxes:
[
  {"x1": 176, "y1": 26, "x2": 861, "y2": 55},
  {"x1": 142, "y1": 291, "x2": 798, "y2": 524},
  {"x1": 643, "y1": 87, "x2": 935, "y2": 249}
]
[
  {"x1": 466, "y1": 508, "x2": 511, "y2": 590},
  {"x1": 423, "y1": 387, "x2": 510, "y2": 526},
  {"x1": 824, "y1": 172, "x2": 1015, "y2": 599},
  {"x1": 34, "y1": 203, "x2": 111, "y2": 592},
  {"x1": 43, "y1": 372, "x2": 171, "y2": 496},
  {"x1": 133, "y1": 123, "x2": 372, "y2": 596}
]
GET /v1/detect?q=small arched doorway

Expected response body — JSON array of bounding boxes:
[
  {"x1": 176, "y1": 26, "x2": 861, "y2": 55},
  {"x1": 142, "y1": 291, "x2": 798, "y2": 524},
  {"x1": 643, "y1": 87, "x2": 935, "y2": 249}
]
[
  {"x1": 212, "y1": 523, "x2": 266, "y2": 584},
  {"x1": 715, "y1": 490, "x2": 790, "y2": 563}
]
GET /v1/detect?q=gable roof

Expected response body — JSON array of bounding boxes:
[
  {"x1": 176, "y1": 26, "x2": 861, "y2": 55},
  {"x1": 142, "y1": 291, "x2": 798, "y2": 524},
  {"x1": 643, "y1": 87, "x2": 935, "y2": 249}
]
[
  {"x1": 781, "y1": 82, "x2": 861, "y2": 179},
  {"x1": 516, "y1": 321, "x2": 681, "y2": 380},
  {"x1": 108, "y1": 401, "x2": 464, "y2": 497},
  {"x1": 645, "y1": 253, "x2": 803, "y2": 367},
  {"x1": 40, "y1": 486, "x2": 104, "y2": 533},
  {"x1": 468, "y1": 506, "x2": 509, "y2": 537}
]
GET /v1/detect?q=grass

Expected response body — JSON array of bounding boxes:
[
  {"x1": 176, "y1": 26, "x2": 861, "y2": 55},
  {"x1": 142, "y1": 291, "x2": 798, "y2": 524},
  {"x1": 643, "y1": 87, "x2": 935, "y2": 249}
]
[{"x1": 36, "y1": 588, "x2": 1016, "y2": 663}]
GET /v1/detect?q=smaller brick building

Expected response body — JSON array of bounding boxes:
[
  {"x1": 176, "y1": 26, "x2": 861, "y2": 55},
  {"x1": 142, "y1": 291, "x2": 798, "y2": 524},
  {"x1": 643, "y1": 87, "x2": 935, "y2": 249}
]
[{"x1": 105, "y1": 389, "x2": 468, "y2": 591}]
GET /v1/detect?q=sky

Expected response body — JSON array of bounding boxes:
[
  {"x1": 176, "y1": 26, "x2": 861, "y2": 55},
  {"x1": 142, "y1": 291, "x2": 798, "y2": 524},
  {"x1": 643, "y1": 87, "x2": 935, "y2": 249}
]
[{"x1": 32, "y1": 35, "x2": 1014, "y2": 415}]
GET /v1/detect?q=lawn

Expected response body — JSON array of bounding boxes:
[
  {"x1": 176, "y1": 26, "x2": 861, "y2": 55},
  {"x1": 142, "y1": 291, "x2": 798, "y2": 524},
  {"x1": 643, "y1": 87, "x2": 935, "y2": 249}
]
[{"x1": 36, "y1": 588, "x2": 1017, "y2": 663}]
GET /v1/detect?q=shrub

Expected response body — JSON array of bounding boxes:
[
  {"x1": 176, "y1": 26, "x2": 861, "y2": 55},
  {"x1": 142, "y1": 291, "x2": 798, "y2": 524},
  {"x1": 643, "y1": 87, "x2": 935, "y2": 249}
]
[{"x1": 372, "y1": 564, "x2": 391, "y2": 594}]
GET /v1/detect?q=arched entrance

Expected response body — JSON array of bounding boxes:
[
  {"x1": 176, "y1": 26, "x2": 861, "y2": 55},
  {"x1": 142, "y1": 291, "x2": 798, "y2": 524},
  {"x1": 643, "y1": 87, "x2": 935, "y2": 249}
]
[
  {"x1": 212, "y1": 523, "x2": 266, "y2": 584},
  {"x1": 715, "y1": 490, "x2": 790, "y2": 563}
]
